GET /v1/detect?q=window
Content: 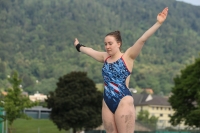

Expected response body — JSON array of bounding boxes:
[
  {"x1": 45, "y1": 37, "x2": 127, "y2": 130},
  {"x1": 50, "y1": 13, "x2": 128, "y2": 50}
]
[
  {"x1": 168, "y1": 114, "x2": 171, "y2": 117},
  {"x1": 160, "y1": 114, "x2": 163, "y2": 117},
  {"x1": 159, "y1": 120, "x2": 164, "y2": 123}
]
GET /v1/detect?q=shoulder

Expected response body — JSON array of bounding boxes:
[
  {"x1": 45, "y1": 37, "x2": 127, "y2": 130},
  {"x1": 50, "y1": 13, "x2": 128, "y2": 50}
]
[
  {"x1": 123, "y1": 48, "x2": 134, "y2": 61},
  {"x1": 122, "y1": 51, "x2": 134, "y2": 70},
  {"x1": 102, "y1": 52, "x2": 110, "y2": 61}
]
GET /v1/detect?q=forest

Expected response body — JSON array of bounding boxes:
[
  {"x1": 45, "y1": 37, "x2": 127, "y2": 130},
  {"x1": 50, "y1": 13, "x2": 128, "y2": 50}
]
[{"x1": 0, "y1": 0, "x2": 200, "y2": 95}]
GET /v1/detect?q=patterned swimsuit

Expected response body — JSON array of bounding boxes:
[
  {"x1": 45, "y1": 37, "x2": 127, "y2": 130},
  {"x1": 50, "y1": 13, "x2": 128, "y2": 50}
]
[{"x1": 102, "y1": 56, "x2": 133, "y2": 113}]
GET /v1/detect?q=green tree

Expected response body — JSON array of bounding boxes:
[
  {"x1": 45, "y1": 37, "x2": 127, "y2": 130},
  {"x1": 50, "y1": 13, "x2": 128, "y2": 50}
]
[
  {"x1": 137, "y1": 110, "x2": 159, "y2": 129},
  {"x1": 168, "y1": 56, "x2": 200, "y2": 127},
  {"x1": 0, "y1": 71, "x2": 37, "y2": 133},
  {"x1": 45, "y1": 71, "x2": 103, "y2": 133}
]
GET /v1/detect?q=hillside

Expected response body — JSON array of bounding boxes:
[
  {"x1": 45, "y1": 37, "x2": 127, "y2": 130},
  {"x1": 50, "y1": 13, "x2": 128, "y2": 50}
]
[{"x1": 0, "y1": 0, "x2": 200, "y2": 94}]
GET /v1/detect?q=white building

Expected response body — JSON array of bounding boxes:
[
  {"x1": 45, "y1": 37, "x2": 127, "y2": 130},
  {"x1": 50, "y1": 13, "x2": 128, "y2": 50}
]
[{"x1": 29, "y1": 91, "x2": 47, "y2": 102}]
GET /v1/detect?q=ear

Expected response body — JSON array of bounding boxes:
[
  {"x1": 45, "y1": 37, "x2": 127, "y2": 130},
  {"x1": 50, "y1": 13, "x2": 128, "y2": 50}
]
[{"x1": 117, "y1": 42, "x2": 121, "y2": 48}]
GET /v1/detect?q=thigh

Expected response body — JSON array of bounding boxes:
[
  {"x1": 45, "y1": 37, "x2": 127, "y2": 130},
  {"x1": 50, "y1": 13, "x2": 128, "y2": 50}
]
[
  {"x1": 102, "y1": 100, "x2": 118, "y2": 133},
  {"x1": 114, "y1": 96, "x2": 135, "y2": 133}
]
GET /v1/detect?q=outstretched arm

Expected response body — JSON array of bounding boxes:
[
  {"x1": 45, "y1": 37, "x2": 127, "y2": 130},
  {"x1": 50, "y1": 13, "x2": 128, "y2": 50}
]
[
  {"x1": 126, "y1": 7, "x2": 168, "y2": 59},
  {"x1": 74, "y1": 38, "x2": 106, "y2": 63}
]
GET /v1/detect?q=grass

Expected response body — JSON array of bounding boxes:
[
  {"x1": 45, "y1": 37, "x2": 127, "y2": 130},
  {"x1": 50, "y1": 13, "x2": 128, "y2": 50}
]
[
  {"x1": 11, "y1": 119, "x2": 69, "y2": 133},
  {"x1": 96, "y1": 83, "x2": 104, "y2": 92}
]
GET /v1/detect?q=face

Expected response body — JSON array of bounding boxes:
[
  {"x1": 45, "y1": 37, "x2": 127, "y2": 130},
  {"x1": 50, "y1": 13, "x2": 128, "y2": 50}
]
[{"x1": 104, "y1": 35, "x2": 121, "y2": 55}]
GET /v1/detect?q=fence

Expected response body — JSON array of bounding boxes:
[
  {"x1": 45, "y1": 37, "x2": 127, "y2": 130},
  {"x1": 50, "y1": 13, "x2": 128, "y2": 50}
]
[
  {"x1": 24, "y1": 106, "x2": 51, "y2": 119},
  {"x1": 85, "y1": 131, "x2": 200, "y2": 133}
]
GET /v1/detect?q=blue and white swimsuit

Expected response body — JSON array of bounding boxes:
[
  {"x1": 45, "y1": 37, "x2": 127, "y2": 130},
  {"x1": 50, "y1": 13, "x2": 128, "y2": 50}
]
[{"x1": 102, "y1": 56, "x2": 133, "y2": 113}]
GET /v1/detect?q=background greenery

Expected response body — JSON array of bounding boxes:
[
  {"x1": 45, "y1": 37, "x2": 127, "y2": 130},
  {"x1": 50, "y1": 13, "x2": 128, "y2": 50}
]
[
  {"x1": 169, "y1": 57, "x2": 200, "y2": 127},
  {"x1": 46, "y1": 71, "x2": 103, "y2": 132},
  {"x1": 12, "y1": 119, "x2": 68, "y2": 133},
  {"x1": 0, "y1": 0, "x2": 200, "y2": 95}
]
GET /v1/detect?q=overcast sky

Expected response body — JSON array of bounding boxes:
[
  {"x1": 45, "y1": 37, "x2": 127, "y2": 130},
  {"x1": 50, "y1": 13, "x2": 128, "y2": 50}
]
[{"x1": 177, "y1": 0, "x2": 200, "y2": 6}]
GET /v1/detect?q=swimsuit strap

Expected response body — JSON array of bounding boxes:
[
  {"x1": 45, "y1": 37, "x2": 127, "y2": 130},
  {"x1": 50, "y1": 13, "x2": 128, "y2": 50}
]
[
  {"x1": 121, "y1": 55, "x2": 132, "y2": 74},
  {"x1": 104, "y1": 54, "x2": 124, "y2": 62},
  {"x1": 104, "y1": 56, "x2": 111, "y2": 62}
]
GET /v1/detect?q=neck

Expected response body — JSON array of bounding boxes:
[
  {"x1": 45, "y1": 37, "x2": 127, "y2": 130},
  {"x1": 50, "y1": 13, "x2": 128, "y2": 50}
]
[{"x1": 110, "y1": 51, "x2": 123, "y2": 59}]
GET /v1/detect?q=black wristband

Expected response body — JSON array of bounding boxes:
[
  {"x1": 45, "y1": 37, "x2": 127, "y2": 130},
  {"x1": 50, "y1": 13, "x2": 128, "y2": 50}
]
[{"x1": 76, "y1": 43, "x2": 85, "y2": 52}]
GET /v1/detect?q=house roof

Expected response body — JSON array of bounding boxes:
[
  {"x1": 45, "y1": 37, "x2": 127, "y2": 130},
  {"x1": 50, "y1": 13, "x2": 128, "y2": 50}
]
[
  {"x1": 132, "y1": 93, "x2": 170, "y2": 106},
  {"x1": 1, "y1": 91, "x2": 7, "y2": 96},
  {"x1": 25, "y1": 106, "x2": 51, "y2": 111}
]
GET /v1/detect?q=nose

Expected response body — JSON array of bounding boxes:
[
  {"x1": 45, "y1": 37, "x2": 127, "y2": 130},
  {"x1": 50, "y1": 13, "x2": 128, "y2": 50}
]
[{"x1": 105, "y1": 44, "x2": 110, "y2": 49}]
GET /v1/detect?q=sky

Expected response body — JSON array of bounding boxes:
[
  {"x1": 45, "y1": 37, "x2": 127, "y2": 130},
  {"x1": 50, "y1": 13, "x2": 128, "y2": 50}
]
[{"x1": 176, "y1": 0, "x2": 200, "y2": 6}]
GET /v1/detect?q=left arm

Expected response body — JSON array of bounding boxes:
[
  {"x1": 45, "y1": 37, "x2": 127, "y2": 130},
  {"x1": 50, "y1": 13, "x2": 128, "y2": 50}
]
[{"x1": 125, "y1": 7, "x2": 168, "y2": 60}]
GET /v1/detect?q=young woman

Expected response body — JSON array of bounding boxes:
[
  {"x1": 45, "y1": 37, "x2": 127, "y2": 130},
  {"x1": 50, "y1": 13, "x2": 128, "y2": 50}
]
[{"x1": 74, "y1": 7, "x2": 168, "y2": 133}]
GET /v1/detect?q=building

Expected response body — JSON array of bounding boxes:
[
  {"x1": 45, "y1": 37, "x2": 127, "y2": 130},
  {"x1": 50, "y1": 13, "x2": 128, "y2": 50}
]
[
  {"x1": 133, "y1": 93, "x2": 187, "y2": 129},
  {"x1": 142, "y1": 88, "x2": 154, "y2": 94},
  {"x1": 1, "y1": 91, "x2": 7, "y2": 96},
  {"x1": 1, "y1": 90, "x2": 28, "y2": 97},
  {"x1": 24, "y1": 106, "x2": 51, "y2": 119},
  {"x1": 29, "y1": 91, "x2": 47, "y2": 102}
]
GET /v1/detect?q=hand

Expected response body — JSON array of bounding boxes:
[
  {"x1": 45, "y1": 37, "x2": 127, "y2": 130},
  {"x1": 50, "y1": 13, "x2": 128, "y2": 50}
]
[
  {"x1": 157, "y1": 7, "x2": 168, "y2": 24},
  {"x1": 74, "y1": 38, "x2": 79, "y2": 46}
]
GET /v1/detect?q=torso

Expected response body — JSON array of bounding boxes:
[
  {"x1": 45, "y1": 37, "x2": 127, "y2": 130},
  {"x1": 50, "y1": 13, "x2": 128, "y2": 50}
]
[
  {"x1": 102, "y1": 54, "x2": 133, "y2": 113},
  {"x1": 103, "y1": 52, "x2": 134, "y2": 87}
]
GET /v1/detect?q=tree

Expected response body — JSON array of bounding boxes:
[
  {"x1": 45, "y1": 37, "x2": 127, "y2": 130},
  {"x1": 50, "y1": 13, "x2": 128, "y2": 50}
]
[
  {"x1": 137, "y1": 110, "x2": 158, "y2": 129},
  {"x1": 168, "y1": 56, "x2": 200, "y2": 127},
  {"x1": 0, "y1": 71, "x2": 37, "y2": 133},
  {"x1": 45, "y1": 71, "x2": 103, "y2": 133}
]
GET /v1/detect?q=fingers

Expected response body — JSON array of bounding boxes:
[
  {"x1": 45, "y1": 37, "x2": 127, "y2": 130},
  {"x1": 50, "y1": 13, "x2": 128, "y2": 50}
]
[
  {"x1": 74, "y1": 38, "x2": 79, "y2": 46},
  {"x1": 162, "y1": 7, "x2": 168, "y2": 15},
  {"x1": 162, "y1": 7, "x2": 168, "y2": 12},
  {"x1": 159, "y1": 12, "x2": 166, "y2": 18},
  {"x1": 74, "y1": 38, "x2": 78, "y2": 42},
  {"x1": 158, "y1": 7, "x2": 168, "y2": 18}
]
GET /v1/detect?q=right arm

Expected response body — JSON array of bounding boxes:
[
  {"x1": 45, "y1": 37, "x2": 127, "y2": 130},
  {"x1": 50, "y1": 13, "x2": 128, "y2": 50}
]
[{"x1": 74, "y1": 38, "x2": 106, "y2": 63}]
